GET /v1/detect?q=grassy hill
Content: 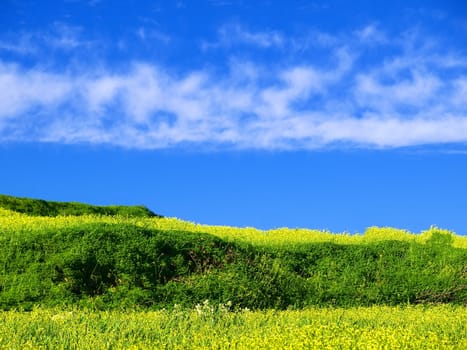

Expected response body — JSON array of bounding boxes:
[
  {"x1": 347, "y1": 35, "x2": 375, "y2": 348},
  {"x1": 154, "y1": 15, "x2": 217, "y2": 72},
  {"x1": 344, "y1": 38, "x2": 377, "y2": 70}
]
[
  {"x1": 0, "y1": 194, "x2": 466, "y2": 310},
  {"x1": 0, "y1": 194, "x2": 159, "y2": 218}
]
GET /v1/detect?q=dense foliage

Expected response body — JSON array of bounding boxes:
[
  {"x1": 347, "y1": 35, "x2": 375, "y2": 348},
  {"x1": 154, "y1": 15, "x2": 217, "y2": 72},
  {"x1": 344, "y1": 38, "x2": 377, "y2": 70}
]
[
  {"x1": 0, "y1": 195, "x2": 466, "y2": 310},
  {"x1": 0, "y1": 194, "x2": 158, "y2": 218}
]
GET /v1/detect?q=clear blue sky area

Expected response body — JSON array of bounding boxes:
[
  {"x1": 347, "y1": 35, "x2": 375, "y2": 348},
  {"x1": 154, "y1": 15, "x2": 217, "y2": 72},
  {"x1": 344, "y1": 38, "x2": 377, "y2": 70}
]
[{"x1": 1, "y1": 1, "x2": 467, "y2": 234}]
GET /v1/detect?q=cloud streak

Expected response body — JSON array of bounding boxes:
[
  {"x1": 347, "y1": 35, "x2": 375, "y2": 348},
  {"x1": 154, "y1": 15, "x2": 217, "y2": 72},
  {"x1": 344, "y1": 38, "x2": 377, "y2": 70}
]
[
  {"x1": 0, "y1": 23, "x2": 91, "y2": 56},
  {"x1": 202, "y1": 23, "x2": 284, "y2": 50},
  {"x1": 1, "y1": 26, "x2": 466, "y2": 150}
]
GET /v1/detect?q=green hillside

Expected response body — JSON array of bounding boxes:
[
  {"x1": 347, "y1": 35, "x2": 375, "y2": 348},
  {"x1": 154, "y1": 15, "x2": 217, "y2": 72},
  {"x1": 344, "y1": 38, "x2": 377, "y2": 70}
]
[
  {"x1": 0, "y1": 194, "x2": 159, "y2": 218},
  {"x1": 0, "y1": 195, "x2": 466, "y2": 310}
]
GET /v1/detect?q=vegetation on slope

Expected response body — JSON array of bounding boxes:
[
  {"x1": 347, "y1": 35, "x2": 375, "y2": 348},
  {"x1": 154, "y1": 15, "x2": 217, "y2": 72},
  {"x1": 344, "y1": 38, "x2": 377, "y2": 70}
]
[
  {"x1": 0, "y1": 195, "x2": 466, "y2": 310},
  {"x1": 0, "y1": 194, "x2": 159, "y2": 218}
]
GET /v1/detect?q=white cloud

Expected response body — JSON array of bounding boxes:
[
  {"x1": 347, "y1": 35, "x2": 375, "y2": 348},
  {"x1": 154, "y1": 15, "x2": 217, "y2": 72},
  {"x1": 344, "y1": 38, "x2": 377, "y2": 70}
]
[
  {"x1": 355, "y1": 24, "x2": 387, "y2": 44},
  {"x1": 0, "y1": 33, "x2": 39, "y2": 55},
  {"x1": 1, "y1": 25, "x2": 467, "y2": 150},
  {"x1": 84, "y1": 75, "x2": 123, "y2": 113},
  {"x1": 452, "y1": 78, "x2": 467, "y2": 107},
  {"x1": 0, "y1": 63, "x2": 73, "y2": 120},
  {"x1": 0, "y1": 23, "x2": 92, "y2": 56},
  {"x1": 355, "y1": 70, "x2": 442, "y2": 112},
  {"x1": 136, "y1": 27, "x2": 171, "y2": 44},
  {"x1": 202, "y1": 23, "x2": 284, "y2": 50},
  {"x1": 315, "y1": 115, "x2": 467, "y2": 147}
]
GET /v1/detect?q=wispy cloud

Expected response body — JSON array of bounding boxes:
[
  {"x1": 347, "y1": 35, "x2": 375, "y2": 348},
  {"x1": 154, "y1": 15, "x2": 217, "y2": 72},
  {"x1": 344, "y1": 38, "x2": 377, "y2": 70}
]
[
  {"x1": 1, "y1": 25, "x2": 466, "y2": 150},
  {"x1": 0, "y1": 62, "x2": 73, "y2": 120},
  {"x1": 354, "y1": 24, "x2": 387, "y2": 44},
  {"x1": 202, "y1": 23, "x2": 284, "y2": 50},
  {"x1": 0, "y1": 22, "x2": 92, "y2": 56},
  {"x1": 136, "y1": 27, "x2": 171, "y2": 44}
]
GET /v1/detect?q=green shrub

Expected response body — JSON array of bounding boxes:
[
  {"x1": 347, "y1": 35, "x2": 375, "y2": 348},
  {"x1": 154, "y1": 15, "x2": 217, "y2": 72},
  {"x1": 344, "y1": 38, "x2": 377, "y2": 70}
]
[
  {"x1": 0, "y1": 194, "x2": 159, "y2": 217},
  {"x1": 1, "y1": 221, "x2": 465, "y2": 310}
]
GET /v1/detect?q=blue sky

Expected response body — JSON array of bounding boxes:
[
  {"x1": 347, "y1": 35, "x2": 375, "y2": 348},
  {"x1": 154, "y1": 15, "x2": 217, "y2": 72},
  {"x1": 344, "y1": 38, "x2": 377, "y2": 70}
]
[{"x1": 1, "y1": 0, "x2": 467, "y2": 234}]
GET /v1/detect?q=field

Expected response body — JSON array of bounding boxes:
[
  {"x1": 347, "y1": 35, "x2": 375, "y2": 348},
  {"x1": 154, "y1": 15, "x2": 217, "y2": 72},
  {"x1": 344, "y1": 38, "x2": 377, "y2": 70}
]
[
  {"x1": 1, "y1": 305, "x2": 466, "y2": 349},
  {"x1": 0, "y1": 194, "x2": 466, "y2": 348}
]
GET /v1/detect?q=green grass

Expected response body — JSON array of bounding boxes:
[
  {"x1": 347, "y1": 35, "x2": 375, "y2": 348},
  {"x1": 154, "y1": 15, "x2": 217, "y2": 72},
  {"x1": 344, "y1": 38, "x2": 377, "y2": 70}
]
[
  {"x1": 0, "y1": 194, "x2": 159, "y2": 218},
  {"x1": 0, "y1": 194, "x2": 466, "y2": 310}
]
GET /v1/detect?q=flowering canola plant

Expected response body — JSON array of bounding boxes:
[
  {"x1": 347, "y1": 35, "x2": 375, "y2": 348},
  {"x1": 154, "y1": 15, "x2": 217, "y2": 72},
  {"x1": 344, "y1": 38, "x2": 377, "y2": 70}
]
[
  {"x1": 0, "y1": 304, "x2": 465, "y2": 349},
  {"x1": 1, "y1": 208, "x2": 466, "y2": 249},
  {"x1": 1, "y1": 208, "x2": 467, "y2": 349}
]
